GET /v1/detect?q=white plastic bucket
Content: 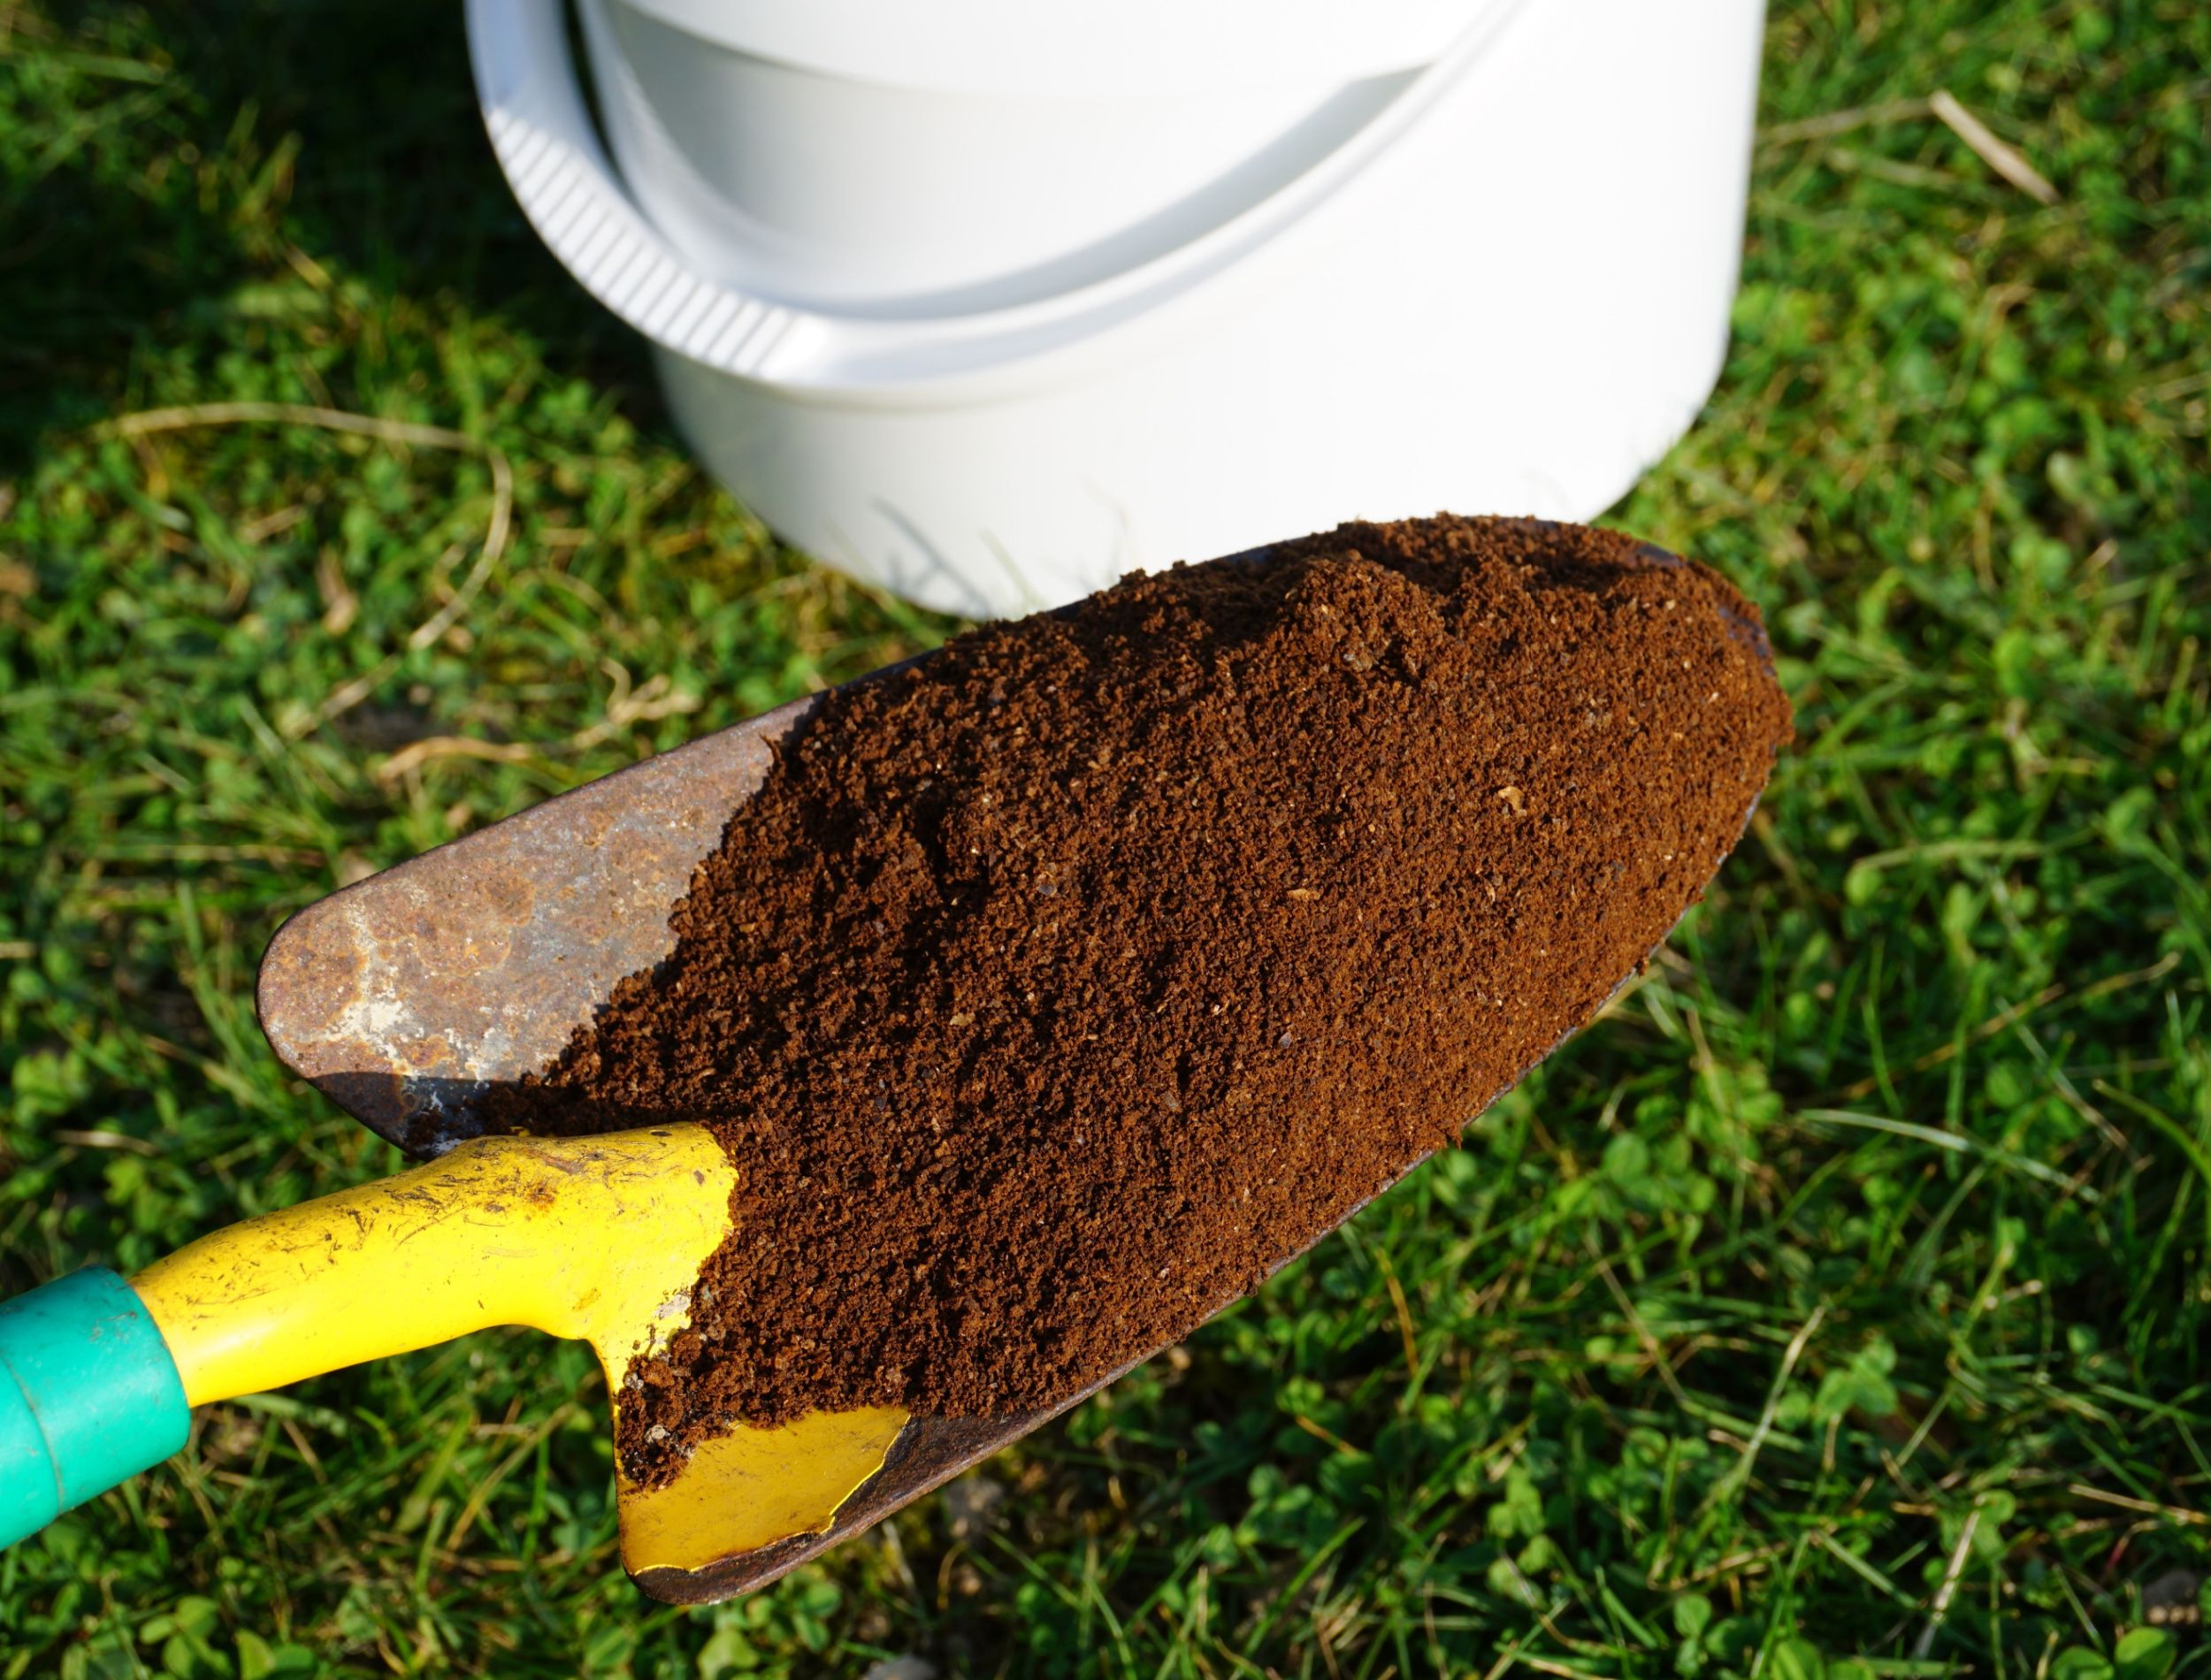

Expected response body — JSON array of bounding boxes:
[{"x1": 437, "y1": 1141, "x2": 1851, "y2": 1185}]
[{"x1": 468, "y1": 0, "x2": 1766, "y2": 618}]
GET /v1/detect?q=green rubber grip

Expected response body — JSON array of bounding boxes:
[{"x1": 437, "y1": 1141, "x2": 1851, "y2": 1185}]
[{"x1": 0, "y1": 1268, "x2": 190, "y2": 1546}]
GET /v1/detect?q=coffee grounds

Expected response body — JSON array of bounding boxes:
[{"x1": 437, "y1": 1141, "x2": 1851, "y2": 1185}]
[{"x1": 497, "y1": 516, "x2": 1790, "y2": 1486}]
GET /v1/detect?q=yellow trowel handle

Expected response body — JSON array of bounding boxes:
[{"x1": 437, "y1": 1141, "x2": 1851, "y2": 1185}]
[
  {"x1": 0, "y1": 1125, "x2": 734, "y2": 1546},
  {"x1": 134, "y1": 1124, "x2": 735, "y2": 1406}
]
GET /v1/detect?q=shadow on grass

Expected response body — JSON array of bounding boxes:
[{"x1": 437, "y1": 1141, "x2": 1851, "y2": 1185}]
[{"x1": 0, "y1": 0, "x2": 657, "y2": 470}]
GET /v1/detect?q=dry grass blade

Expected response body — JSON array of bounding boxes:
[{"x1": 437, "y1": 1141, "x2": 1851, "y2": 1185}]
[
  {"x1": 105, "y1": 401, "x2": 483, "y2": 457},
  {"x1": 1929, "y1": 88, "x2": 2060, "y2": 203},
  {"x1": 1761, "y1": 96, "x2": 1932, "y2": 146},
  {"x1": 1707, "y1": 1302, "x2": 1827, "y2": 1509},
  {"x1": 1912, "y1": 1502, "x2": 1982, "y2": 1659},
  {"x1": 53, "y1": 1129, "x2": 162, "y2": 1157},
  {"x1": 567, "y1": 665, "x2": 701, "y2": 752},
  {"x1": 1374, "y1": 1251, "x2": 1421, "y2": 1397},
  {"x1": 2067, "y1": 1485, "x2": 2208, "y2": 1526},
  {"x1": 374, "y1": 737, "x2": 541, "y2": 784}
]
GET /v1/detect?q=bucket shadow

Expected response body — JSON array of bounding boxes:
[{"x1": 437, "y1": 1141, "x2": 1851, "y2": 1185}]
[{"x1": 0, "y1": 0, "x2": 657, "y2": 474}]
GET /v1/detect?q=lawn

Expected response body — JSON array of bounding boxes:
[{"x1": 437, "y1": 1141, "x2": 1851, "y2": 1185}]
[{"x1": 3, "y1": 1, "x2": 2208, "y2": 1675}]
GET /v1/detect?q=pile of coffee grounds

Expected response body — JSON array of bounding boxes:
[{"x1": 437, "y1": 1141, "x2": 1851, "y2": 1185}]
[{"x1": 497, "y1": 515, "x2": 1790, "y2": 1486}]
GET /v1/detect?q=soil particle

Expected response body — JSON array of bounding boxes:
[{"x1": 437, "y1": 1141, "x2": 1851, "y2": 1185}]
[{"x1": 490, "y1": 516, "x2": 1792, "y2": 1486}]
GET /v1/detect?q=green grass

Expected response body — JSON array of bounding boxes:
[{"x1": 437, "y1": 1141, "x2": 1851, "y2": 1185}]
[{"x1": 3, "y1": 0, "x2": 2208, "y2": 1673}]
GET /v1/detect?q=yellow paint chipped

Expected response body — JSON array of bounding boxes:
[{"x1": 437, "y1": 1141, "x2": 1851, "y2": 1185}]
[
  {"x1": 617, "y1": 1405, "x2": 910, "y2": 1573},
  {"x1": 134, "y1": 1126, "x2": 736, "y2": 1405}
]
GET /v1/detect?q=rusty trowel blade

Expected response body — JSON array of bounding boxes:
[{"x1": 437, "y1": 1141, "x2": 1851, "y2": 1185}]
[{"x1": 257, "y1": 695, "x2": 818, "y2": 1157}]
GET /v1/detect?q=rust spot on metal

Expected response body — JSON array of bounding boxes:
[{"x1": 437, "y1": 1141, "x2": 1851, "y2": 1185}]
[{"x1": 257, "y1": 693, "x2": 815, "y2": 1156}]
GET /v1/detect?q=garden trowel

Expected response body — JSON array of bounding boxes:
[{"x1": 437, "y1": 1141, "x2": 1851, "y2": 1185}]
[{"x1": 0, "y1": 687, "x2": 1086, "y2": 1603}]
